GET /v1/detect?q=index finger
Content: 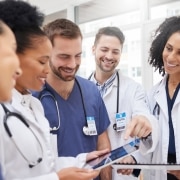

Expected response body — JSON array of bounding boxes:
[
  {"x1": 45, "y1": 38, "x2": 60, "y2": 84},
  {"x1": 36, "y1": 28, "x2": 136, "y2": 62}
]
[{"x1": 124, "y1": 120, "x2": 137, "y2": 140}]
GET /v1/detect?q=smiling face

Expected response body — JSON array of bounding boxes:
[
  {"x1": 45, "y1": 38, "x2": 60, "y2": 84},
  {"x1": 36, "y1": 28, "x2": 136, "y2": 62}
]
[
  {"x1": 162, "y1": 32, "x2": 180, "y2": 76},
  {"x1": 0, "y1": 23, "x2": 21, "y2": 101},
  {"x1": 50, "y1": 36, "x2": 82, "y2": 82},
  {"x1": 15, "y1": 37, "x2": 52, "y2": 93},
  {"x1": 92, "y1": 35, "x2": 122, "y2": 74}
]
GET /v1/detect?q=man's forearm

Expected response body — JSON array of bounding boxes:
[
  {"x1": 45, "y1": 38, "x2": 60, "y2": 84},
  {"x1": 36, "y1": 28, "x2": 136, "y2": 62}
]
[{"x1": 100, "y1": 166, "x2": 112, "y2": 180}]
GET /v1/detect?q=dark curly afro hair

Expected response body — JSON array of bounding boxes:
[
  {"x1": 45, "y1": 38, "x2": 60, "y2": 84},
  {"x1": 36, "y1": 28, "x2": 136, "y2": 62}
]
[
  {"x1": 0, "y1": 0, "x2": 44, "y2": 31},
  {"x1": 149, "y1": 16, "x2": 180, "y2": 76},
  {"x1": 0, "y1": 0, "x2": 46, "y2": 53}
]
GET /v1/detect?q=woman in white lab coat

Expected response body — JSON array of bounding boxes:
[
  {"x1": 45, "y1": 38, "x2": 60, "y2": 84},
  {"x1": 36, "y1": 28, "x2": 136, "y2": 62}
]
[
  {"x1": 0, "y1": 20, "x2": 22, "y2": 180},
  {"x1": 144, "y1": 16, "x2": 180, "y2": 180},
  {"x1": 0, "y1": 1, "x2": 107, "y2": 180}
]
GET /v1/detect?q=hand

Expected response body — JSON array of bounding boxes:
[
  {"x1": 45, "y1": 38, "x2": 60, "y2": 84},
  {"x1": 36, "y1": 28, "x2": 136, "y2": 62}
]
[
  {"x1": 116, "y1": 156, "x2": 136, "y2": 175},
  {"x1": 86, "y1": 148, "x2": 110, "y2": 162},
  {"x1": 124, "y1": 115, "x2": 152, "y2": 140},
  {"x1": 167, "y1": 170, "x2": 180, "y2": 179},
  {"x1": 57, "y1": 167, "x2": 100, "y2": 180}
]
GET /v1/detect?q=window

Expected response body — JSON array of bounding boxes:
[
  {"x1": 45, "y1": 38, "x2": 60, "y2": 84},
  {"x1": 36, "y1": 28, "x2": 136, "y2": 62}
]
[
  {"x1": 79, "y1": 12, "x2": 142, "y2": 83},
  {"x1": 150, "y1": 1, "x2": 180, "y2": 20},
  {"x1": 76, "y1": 0, "x2": 180, "y2": 89}
]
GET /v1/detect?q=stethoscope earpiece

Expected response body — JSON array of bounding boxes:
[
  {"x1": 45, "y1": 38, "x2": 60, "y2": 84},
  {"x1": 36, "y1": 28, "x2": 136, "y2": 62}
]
[{"x1": 83, "y1": 126, "x2": 90, "y2": 136}]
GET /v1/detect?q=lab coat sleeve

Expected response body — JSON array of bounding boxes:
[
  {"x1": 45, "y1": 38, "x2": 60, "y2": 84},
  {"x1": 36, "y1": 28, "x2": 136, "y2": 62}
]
[
  {"x1": 139, "y1": 119, "x2": 158, "y2": 155},
  {"x1": 131, "y1": 84, "x2": 159, "y2": 155},
  {"x1": 130, "y1": 141, "x2": 153, "y2": 164},
  {"x1": 137, "y1": 87, "x2": 159, "y2": 155},
  {"x1": 130, "y1": 114, "x2": 158, "y2": 163},
  {"x1": 11, "y1": 154, "x2": 87, "y2": 180},
  {"x1": 55, "y1": 153, "x2": 87, "y2": 170},
  {"x1": 126, "y1": 116, "x2": 158, "y2": 164},
  {"x1": 131, "y1": 94, "x2": 159, "y2": 163},
  {"x1": 12, "y1": 173, "x2": 59, "y2": 180}
]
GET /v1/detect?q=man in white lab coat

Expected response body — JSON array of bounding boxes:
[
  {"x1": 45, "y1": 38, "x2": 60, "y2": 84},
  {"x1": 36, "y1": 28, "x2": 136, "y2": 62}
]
[{"x1": 89, "y1": 26, "x2": 158, "y2": 180}]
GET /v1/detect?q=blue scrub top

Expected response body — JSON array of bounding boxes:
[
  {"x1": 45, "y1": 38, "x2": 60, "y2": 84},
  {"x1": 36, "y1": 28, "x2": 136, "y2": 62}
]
[
  {"x1": 33, "y1": 76, "x2": 110, "y2": 157},
  {"x1": 166, "y1": 79, "x2": 180, "y2": 159},
  {"x1": 0, "y1": 166, "x2": 3, "y2": 180}
]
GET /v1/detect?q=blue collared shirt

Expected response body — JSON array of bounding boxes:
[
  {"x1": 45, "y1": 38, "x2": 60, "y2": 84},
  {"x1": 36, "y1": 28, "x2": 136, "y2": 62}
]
[{"x1": 92, "y1": 71, "x2": 117, "y2": 97}]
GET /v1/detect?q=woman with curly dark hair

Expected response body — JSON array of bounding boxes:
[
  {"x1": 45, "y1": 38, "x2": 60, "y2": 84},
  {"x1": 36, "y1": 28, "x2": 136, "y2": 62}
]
[
  {"x1": 0, "y1": 1, "x2": 108, "y2": 180},
  {"x1": 145, "y1": 16, "x2": 180, "y2": 180}
]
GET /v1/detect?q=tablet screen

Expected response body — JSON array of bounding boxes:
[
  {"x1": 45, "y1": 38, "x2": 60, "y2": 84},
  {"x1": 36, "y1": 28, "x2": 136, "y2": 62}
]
[{"x1": 84, "y1": 138, "x2": 140, "y2": 170}]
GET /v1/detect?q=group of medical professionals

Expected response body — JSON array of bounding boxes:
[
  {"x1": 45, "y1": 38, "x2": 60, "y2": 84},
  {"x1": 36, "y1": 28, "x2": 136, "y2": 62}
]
[{"x1": 0, "y1": 0, "x2": 179, "y2": 180}]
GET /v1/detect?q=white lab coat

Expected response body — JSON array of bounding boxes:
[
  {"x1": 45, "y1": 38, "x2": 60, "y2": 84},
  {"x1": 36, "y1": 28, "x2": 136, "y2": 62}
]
[
  {"x1": 90, "y1": 70, "x2": 158, "y2": 180},
  {"x1": 0, "y1": 89, "x2": 86, "y2": 180},
  {"x1": 143, "y1": 75, "x2": 180, "y2": 180}
]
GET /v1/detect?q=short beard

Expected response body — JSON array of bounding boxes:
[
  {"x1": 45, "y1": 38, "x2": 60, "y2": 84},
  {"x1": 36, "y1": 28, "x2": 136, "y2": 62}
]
[{"x1": 49, "y1": 61, "x2": 79, "y2": 81}]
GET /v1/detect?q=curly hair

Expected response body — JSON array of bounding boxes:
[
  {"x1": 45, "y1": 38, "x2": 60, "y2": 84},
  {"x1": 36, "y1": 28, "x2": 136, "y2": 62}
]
[
  {"x1": 0, "y1": 0, "x2": 46, "y2": 53},
  {"x1": 0, "y1": 21, "x2": 5, "y2": 35},
  {"x1": 149, "y1": 16, "x2": 180, "y2": 76},
  {"x1": 94, "y1": 26, "x2": 125, "y2": 46},
  {"x1": 44, "y1": 18, "x2": 82, "y2": 46}
]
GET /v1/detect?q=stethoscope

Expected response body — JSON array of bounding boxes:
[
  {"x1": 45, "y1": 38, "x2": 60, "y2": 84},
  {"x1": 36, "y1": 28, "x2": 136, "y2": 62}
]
[
  {"x1": 39, "y1": 78, "x2": 92, "y2": 136},
  {"x1": 88, "y1": 71, "x2": 120, "y2": 131},
  {"x1": 1, "y1": 104, "x2": 43, "y2": 168},
  {"x1": 39, "y1": 89, "x2": 60, "y2": 133},
  {"x1": 153, "y1": 102, "x2": 160, "y2": 119}
]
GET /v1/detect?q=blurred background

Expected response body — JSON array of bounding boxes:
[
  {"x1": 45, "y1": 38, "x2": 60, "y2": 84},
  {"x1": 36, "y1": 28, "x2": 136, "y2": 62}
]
[{"x1": 24, "y1": 0, "x2": 180, "y2": 90}]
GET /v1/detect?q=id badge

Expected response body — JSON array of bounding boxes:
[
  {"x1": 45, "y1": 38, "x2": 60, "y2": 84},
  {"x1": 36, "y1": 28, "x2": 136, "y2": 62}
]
[
  {"x1": 115, "y1": 112, "x2": 126, "y2": 132},
  {"x1": 86, "y1": 116, "x2": 97, "y2": 136}
]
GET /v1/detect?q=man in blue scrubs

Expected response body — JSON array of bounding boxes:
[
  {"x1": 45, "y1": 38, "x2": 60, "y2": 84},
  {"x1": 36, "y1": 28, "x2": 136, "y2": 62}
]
[{"x1": 33, "y1": 19, "x2": 112, "y2": 180}]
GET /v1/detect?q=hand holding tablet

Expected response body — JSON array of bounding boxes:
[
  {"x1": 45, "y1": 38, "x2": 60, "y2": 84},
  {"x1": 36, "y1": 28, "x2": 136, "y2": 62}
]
[{"x1": 84, "y1": 138, "x2": 140, "y2": 170}]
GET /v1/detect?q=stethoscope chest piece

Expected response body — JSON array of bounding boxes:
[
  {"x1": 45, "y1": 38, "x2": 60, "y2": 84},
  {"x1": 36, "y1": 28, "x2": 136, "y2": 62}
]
[
  {"x1": 83, "y1": 126, "x2": 90, "y2": 136},
  {"x1": 113, "y1": 123, "x2": 117, "y2": 131}
]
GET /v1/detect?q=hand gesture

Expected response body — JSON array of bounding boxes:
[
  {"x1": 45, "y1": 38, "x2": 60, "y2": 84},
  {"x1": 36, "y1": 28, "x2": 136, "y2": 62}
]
[{"x1": 124, "y1": 115, "x2": 152, "y2": 140}]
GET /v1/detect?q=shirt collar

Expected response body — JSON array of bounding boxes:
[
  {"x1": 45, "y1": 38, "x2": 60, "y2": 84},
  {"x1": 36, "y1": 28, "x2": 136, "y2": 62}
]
[{"x1": 92, "y1": 70, "x2": 118, "y2": 97}]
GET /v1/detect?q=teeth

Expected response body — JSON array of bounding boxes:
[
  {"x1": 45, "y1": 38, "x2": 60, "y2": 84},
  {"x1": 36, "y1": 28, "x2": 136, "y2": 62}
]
[
  {"x1": 39, "y1": 78, "x2": 45, "y2": 82},
  {"x1": 102, "y1": 59, "x2": 114, "y2": 64},
  {"x1": 64, "y1": 69, "x2": 73, "y2": 73},
  {"x1": 62, "y1": 68, "x2": 74, "y2": 73},
  {"x1": 167, "y1": 62, "x2": 177, "y2": 67}
]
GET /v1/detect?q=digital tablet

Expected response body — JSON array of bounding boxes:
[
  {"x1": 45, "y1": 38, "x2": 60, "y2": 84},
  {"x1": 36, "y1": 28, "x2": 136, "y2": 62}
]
[{"x1": 84, "y1": 138, "x2": 140, "y2": 170}]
